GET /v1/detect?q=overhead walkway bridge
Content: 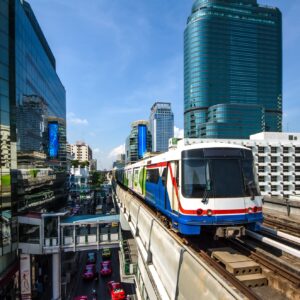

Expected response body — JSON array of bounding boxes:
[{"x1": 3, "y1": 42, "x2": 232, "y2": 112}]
[
  {"x1": 18, "y1": 212, "x2": 120, "y2": 300},
  {"x1": 18, "y1": 212, "x2": 120, "y2": 255}
]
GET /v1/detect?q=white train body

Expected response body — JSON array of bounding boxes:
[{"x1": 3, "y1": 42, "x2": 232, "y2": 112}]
[{"x1": 116, "y1": 141, "x2": 263, "y2": 236}]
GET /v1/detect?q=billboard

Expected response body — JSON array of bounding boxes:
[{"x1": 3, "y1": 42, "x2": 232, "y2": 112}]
[
  {"x1": 48, "y1": 122, "x2": 59, "y2": 158},
  {"x1": 20, "y1": 254, "x2": 31, "y2": 299},
  {"x1": 138, "y1": 124, "x2": 147, "y2": 159}
]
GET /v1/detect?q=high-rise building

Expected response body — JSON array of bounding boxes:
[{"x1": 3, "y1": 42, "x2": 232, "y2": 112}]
[
  {"x1": 184, "y1": 0, "x2": 282, "y2": 139},
  {"x1": 149, "y1": 102, "x2": 174, "y2": 152},
  {"x1": 125, "y1": 120, "x2": 152, "y2": 164},
  {"x1": 113, "y1": 154, "x2": 126, "y2": 169},
  {"x1": 0, "y1": 0, "x2": 66, "y2": 296},
  {"x1": 71, "y1": 141, "x2": 93, "y2": 163}
]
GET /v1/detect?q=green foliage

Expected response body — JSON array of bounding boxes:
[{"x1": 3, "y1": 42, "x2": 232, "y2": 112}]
[
  {"x1": 1, "y1": 174, "x2": 11, "y2": 187},
  {"x1": 29, "y1": 169, "x2": 40, "y2": 178},
  {"x1": 71, "y1": 160, "x2": 80, "y2": 168},
  {"x1": 80, "y1": 160, "x2": 90, "y2": 168},
  {"x1": 90, "y1": 171, "x2": 106, "y2": 186}
]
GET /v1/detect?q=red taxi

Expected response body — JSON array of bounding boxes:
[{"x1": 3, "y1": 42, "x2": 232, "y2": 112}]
[{"x1": 108, "y1": 281, "x2": 126, "y2": 300}]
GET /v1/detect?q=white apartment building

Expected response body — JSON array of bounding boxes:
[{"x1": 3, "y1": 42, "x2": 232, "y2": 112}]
[
  {"x1": 71, "y1": 141, "x2": 92, "y2": 162},
  {"x1": 183, "y1": 132, "x2": 300, "y2": 197}
]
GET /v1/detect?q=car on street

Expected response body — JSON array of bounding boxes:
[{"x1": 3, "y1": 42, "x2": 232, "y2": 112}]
[
  {"x1": 82, "y1": 264, "x2": 96, "y2": 280},
  {"x1": 73, "y1": 296, "x2": 88, "y2": 300},
  {"x1": 100, "y1": 260, "x2": 112, "y2": 276},
  {"x1": 86, "y1": 252, "x2": 97, "y2": 264},
  {"x1": 107, "y1": 281, "x2": 126, "y2": 300},
  {"x1": 102, "y1": 248, "x2": 111, "y2": 259}
]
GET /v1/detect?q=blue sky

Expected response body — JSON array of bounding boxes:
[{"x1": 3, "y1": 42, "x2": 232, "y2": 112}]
[{"x1": 29, "y1": 0, "x2": 300, "y2": 169}]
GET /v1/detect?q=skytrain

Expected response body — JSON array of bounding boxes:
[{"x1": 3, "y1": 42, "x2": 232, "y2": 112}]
[{"x1": 115, "y1": 140, "x2": 263, "y2": 237}]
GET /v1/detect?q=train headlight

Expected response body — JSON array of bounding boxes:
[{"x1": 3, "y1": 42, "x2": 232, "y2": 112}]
[
  {"x1": 207, "y1": 209, "x2": 213, "y2": 216},
  {"x1": 196, "y1": 209, "x2": 203, "y2": 216},
  {"x1": 248, "y1": 207, "x2": 253, "y2": 213}
]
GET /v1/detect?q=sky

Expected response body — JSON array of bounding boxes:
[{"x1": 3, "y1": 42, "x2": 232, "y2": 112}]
[{"x1": 28, "y1": 0, "x2": 300, "y2": 169}]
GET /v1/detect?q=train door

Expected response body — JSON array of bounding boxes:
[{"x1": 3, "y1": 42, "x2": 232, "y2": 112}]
[
  {"x1": 128, "y1": 169, "x2": 133, "y2": 189},
  {"x1": 145, "y1": 167, "x2": 159, "y2": 206},
  {"x1": 159, "y1": 167, "x2": 168, "y2": 211},
  {"x1": 133, "y1": 168, "x2": 139, "y2": 193},
  {"x1": 167, "y1": 161, "x2": 180, "y2": 214}
]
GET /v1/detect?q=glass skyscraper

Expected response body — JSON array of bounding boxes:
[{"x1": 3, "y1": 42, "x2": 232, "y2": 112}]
[
  {"x1": 184, "y1": 0, "x2": 282, "y2": 139},
  {"x1": 0, "y1": 1, "x2": 66, "y2": 296},
  {"x1": 149, "y1": 102, "x2": 174, "y2": 152},
  {"x1": 125, "y1": 120, "x2": 152, "y2": 164}
]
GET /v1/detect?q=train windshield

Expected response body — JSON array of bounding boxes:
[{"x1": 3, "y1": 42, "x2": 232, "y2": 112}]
[
  {"x1": 182, "y1": 159, "x2": 210, "y2": 198},
  {"x1": 182, "y1": 148, "x2": 259, "y2": 198}
]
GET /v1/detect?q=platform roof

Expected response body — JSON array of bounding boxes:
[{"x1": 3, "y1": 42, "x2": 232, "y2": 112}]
[{"x1": 60, "y1": 214, "x2": 119, "y2": 225}]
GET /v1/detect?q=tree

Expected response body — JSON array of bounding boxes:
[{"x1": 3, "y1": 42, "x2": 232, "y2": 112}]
[
  {"x1": 80, "y1": 160, "x2": 90, "y2": 168},
  {"x1": 71, "y1": 160, "x2": 80, "y2": 168}
]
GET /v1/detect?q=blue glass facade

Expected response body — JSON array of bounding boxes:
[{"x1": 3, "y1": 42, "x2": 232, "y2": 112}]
[
  {"x1": 184, "y1": 0, "x2": 282, "y2": 139},
  {"x1": 0, "y1": 0, "x2": 66, "y2": 291},
  {"x1": 149, "y1": 102, "x2": 174, "y2": 153}
]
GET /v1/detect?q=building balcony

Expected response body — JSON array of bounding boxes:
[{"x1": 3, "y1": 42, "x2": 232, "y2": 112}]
[
  {"x1": 269, "y1": 152, "x2": 281, "y2": 156},
  {"x1": 257, "y1": 152, "x2": 268, "y2": 157}
]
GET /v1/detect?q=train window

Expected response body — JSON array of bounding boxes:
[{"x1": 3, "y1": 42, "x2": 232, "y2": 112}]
[
  {"x1": 175, "y1": 162, "x2": 179, "y2": 187},
  {"x1": 161, "y1": 167, "x2": 167, "y2": 187},
  {"x1": 211, "y1": 159, "x2": 245, "y2": 198},
  {"x1": 182, "y1": 159, "x2": 210, "y2": 197},
  {"x1": 242, "y1": 159, "x2": 259, "y2": 197},
  {"x1": 146, "y1": 169, "x2": 159, "y2": 184}
]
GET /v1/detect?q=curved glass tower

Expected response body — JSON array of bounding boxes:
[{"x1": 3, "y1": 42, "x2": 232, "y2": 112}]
[{"x1": 184, "y1": 0, "x2": 282, "y2": 138}]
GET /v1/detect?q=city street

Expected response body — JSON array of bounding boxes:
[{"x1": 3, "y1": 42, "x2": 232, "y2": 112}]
[{"x1": 69, "y1": 248, "x2": 133, "y2": 300}]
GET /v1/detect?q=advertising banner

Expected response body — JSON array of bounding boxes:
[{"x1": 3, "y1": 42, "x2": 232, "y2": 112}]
[
  {"x1": 20, "y1": 254, "x2": 31, "y2": 300},
  {"x1": 138, "y1": 124, "x2": 147, "y2": 159},
  {"x1": 48, "y1": 122, "x2": 59, "y2": 158}
]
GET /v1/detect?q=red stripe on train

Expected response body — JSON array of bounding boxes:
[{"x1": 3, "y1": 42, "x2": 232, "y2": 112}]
[
  {"x1": 146, "y1": 162, "x2": 168, "y2": 168},
  {"x1": 178, "y1": 207, "x2": 263, "y2": 215}
]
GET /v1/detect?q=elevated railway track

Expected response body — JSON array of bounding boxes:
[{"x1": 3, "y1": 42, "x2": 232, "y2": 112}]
[{"x1": 114, "y1": 182, "x2": 300, "y2": 300}]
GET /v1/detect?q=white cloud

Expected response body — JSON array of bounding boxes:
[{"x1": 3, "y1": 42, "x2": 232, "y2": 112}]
[
  {"x1": 93, "y1": 148, "x2": 100, "y2": 153},
  {"x1": 174, "y1": 126, "x2": 184, "y2": 138},
  {"x1": 67, "y1": 112, "x2": 88, "y2": 125},
  {"x1": 108, "y1": 144, "x2": 125, "y2": 158}
]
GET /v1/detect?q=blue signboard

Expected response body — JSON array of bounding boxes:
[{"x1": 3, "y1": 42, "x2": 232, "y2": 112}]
[
  {"x1": 138, "y1": 124, "x2": 147, "y2": 159},
  {"x1": 49, "y1": 122, "x2": 59, "y2": 158}
]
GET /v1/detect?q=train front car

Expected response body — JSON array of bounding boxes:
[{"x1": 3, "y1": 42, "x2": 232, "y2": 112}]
[{"x1": 178, "y1": 144, "x2": 263, "y2": 238}]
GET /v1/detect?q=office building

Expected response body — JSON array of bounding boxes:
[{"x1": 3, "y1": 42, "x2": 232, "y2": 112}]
[
  {"x1": 125, "y1": 120, "x2": 152, "y2": 164},
  {"x1": 113, "y1": 154, "x2": 126, "y2": 169},
  {"x1": 90, "y1": 159, "x2": 97, "y2": 171},
  {"x1": 0, "y1": 0, "x2": 66, "y2": 296},
  {"x1": 149, "y1": 102, "x2": 174, "y2": 152},
  {"x1": 71, "y1": 141, "x2": 93, "y2": 163},
  {"x1": 184, "y1": 0, "x2": 282, "y2": 139}
]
